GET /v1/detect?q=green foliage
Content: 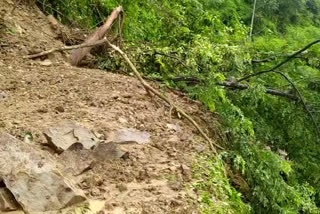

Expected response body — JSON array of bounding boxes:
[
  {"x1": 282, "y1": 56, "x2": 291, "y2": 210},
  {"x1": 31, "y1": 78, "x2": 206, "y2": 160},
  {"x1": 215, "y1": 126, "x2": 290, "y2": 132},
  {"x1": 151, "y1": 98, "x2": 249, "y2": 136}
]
[
  {"x1": 193, "y1": 155, "x2": 251, "y2": 214},
  {"x1": 41, "y1": 0, "x2": 320, "y2": 213}
]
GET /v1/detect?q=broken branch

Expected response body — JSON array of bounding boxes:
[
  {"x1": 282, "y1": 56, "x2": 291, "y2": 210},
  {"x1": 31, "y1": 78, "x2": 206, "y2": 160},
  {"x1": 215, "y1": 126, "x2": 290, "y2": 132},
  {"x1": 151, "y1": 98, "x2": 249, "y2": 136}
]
[
  {"x1": 69, "y1": 6, "x2": 123, "y2": 65},
  {"x1": 24, "y1": 38, "x2": 110, "y2": 59}
]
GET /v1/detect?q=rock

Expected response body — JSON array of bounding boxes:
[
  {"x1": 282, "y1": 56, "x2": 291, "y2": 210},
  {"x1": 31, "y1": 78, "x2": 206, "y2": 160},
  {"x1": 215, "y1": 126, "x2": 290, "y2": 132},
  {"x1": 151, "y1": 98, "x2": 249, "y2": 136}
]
[
  {"x1": 116, "y1": 183, "x2": 128, "y2": 192},
  {"x1": 55, "y1": 106, "x2": 65, "y2": 113},
  {"x1": 90, "y1": 188, "x2": 101, "y2": 197},
  {"x1": 170, "y1": 199, "x2": 183, "y2": 207},
  {"x1": 59, "y1": 144, "x2": 93, "y2": 176},
  {"x1": 47, "y1": 15, "x2": 59, "y2": 30},
  {"x1": 0, "y1": 133, "x2": 86, "y2": 213},
  {"x1": 168, "y1": 181, "x2": 182, "y2": 191},
  {"x1": 92, "y1": 142, "x2": 127, "y2": 161},
  {"x1": 194, "y1": 144, "x2": 206, "y2": 153},
  {"x1": 108, "y1": 128, "x2": 151, "y2": 144},
  {"x1": 44, "y1": 121, "x2": 99, "y2": 153},
  {"x1": 0, "y1": 187, "x2": 20, "y2": 211},
  {"x1": 0, "y1": 91, "x2": 8, "y2": 101},
  {"x1": 166, "y1": 124, "x2": 181, "y2": 132},
  {"x1": 118, "y1": 117, "x2": 128, "y2": 124},
  {"x1": 168, "y1": 135, "x2": 180, "y2": 144},
  {"x1": 38, "y1": 59, "x2": 53, "y2": 66},
  {"x1": 181, "y1": 164, "x2": 192, "y2": 181}
]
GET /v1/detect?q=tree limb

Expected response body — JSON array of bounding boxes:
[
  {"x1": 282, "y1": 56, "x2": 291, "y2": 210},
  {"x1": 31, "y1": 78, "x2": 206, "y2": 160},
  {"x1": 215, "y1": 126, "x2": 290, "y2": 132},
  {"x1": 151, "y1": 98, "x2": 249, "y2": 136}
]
[
  {"x1": 69, "y1": 6, "x2": 123, "y2": 66},
  {"x1": 149, "y1": 76, "x2": 299, "y2": 101},
  {"x1": 23, "y1": 38, "x2": 110, "y2": 59},
  {"x1": 217, "y1": 81, "x2": 298, "y2": 101},
  {"x1": 239, "y1": 40, "x2": 320, "y2": 82}
]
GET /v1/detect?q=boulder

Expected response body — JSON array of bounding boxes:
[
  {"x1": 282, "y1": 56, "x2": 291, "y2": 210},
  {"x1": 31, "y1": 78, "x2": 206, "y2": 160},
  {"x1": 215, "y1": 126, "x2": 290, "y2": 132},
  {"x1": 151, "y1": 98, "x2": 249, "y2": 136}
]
[
  {"x1": 0, "y1": 133, "x2": 86, "y2": 213},
  {"x1": 44, "y1": 121, "x2": 99, "y2": 153}
]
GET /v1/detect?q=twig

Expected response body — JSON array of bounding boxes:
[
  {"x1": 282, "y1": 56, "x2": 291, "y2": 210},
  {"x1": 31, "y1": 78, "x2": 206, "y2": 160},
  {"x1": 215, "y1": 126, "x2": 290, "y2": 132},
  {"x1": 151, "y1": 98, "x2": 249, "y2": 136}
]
[
  {"x1": 154, "y1": 51, "x2": 187, "y2": 67},
  {"x1": 238, "y1": 40, "x2": 320, "y2": 82},
  {"x1": 105, "y1": 40, "x2": 223, "y2": 153}
]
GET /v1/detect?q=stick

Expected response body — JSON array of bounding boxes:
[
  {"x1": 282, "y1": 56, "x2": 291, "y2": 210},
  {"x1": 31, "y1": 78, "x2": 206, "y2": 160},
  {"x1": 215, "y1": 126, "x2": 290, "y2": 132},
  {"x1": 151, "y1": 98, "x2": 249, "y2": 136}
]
[
  {"x1": 105, "y1": 40, "x2": 223, "y2": 153},
  {"x1": 24, "y1": 38, "x2": 110, "y2": 59}
]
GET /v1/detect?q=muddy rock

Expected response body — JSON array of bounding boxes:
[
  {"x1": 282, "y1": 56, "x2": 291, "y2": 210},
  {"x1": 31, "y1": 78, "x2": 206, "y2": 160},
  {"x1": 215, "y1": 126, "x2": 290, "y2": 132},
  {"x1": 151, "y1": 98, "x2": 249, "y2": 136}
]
[
  {"x1": 107, "y1": 128, "x2": 151, "y2": 144},
  {"x1": 181, "y1": 164, "x2": 192, "y2": 181},
  {"x1": 59, "y1": 143, "x2": 94, "y2": 176},
  {"x1": 93, "y1": 142, "x2": 127, "y2": 161},
  {"x1": 0, "y1": 133, "x2": 86, "y2": 213},
  {"x1": 116, "y1": 183, "x2": 128, "y2": 192},
  {"x1": 38, "y1": 59, "x2": 53, "y2": 66},
  {"x1": 44, "y1": 121, "x2": 99, "y2": 153}
]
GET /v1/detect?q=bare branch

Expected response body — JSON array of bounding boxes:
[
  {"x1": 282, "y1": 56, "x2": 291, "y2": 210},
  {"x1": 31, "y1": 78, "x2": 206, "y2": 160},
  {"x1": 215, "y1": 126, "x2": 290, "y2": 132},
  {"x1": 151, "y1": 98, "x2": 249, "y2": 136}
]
[{"x1": 239, "y1": 40, "x2": 320, "y2": 82}]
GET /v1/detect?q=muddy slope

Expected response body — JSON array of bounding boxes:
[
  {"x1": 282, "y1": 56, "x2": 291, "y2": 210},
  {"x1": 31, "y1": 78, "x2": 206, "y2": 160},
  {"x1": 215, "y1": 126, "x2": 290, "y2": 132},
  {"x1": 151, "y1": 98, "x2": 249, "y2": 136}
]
[{"x1": 0, "y1": 1, "x2": 220, "y2": 213}]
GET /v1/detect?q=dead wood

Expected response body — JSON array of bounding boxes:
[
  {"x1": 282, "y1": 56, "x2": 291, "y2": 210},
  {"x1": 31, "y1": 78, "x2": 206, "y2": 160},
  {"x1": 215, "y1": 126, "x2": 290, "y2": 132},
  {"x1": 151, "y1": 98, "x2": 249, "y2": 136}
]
[
  {"x1": 69, "y1": 6, "x2": 123, "y2": 66},
  {"x1": 24, "y1": 38, "x2": 110, "y2": 59}
]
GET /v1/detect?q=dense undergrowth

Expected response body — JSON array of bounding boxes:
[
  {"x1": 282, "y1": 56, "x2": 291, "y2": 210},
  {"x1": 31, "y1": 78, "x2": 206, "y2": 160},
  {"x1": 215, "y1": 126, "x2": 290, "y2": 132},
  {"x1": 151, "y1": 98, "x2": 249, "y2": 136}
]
[{"x1": 37, "y1": 0, "x2": 320, "y2": 213}]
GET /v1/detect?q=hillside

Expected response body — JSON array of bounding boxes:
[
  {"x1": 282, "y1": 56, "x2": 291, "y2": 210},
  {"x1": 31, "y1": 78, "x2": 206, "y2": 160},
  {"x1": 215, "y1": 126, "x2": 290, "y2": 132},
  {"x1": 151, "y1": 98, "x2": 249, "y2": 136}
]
[
  {"x1": 1, "y1": 0, "x2": 320, "y2": 213},
  {"x1": 0, "y1": 1, "x2": 224, "y2": 213}
]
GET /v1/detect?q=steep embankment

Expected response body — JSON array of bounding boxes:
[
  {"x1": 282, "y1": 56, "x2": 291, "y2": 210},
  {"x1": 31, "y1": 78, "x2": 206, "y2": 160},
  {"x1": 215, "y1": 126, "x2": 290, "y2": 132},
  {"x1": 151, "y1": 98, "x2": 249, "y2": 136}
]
[{"x1": 0, "y1": 1, "x2": 220, "y2": 213}]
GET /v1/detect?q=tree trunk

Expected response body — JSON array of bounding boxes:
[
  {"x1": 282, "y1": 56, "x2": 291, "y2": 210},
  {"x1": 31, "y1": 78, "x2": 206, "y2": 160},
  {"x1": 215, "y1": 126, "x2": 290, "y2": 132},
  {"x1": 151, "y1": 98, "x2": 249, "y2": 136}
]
[{"x1": 69, "y1": 6, "x2": 123, "y2": 66}]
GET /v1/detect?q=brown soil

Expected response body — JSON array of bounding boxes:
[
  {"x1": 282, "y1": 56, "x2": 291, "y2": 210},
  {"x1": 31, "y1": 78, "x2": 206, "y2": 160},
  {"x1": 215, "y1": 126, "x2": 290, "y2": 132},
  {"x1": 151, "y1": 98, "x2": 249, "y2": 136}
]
[{"x1": 0, "y1": 1, "x2": 221, "y2": 213}]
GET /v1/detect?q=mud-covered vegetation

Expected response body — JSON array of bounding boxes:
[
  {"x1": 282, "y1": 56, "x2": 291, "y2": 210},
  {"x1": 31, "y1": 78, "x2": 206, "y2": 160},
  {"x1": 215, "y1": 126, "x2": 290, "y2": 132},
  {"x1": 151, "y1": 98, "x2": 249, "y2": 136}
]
[{"x1": 37, "y1": 0, "x2": 320, "y2": 213}]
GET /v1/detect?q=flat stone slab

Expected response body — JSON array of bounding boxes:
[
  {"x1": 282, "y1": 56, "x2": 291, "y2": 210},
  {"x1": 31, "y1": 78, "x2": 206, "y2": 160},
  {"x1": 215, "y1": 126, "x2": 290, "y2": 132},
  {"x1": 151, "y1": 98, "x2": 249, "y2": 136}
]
[
  {"x1": 108, "y1": 128, "x2": 151, "y2": 144},
  {"x1": 44, "y1": 121, "x2": 99, "y2": 153},
  {"x1": 0, "y1": 133, "x2": 86, "y2": 213}
]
